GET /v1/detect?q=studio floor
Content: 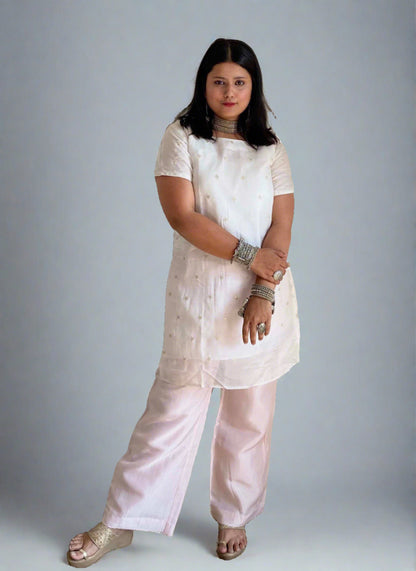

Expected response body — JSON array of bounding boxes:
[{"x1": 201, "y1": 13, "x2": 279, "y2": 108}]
[{"x1": 1, "y1": 484, "x2": 413, "y2": 571}]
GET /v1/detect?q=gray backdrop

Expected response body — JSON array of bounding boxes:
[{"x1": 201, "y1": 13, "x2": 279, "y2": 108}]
[{"x1": 0, "y1": 1, "x2": 414, "y2": 570}]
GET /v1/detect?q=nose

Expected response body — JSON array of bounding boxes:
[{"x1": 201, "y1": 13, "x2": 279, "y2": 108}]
[{"x1": 224, "y1": 84, "x2": 235, "y2": 99}]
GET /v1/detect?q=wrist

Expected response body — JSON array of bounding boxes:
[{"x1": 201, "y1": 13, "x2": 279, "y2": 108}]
[
  {"x1": 237, "y1": 283, "x2": 275, "y2": 318},
  {"x1": 231, "y1": 238, "x2": 259, "y2": 269},
  {"x1": 255, "y1": 276, "x2": 276, "y2": 290},
  {"x1": 250, "y1": 283, "x2": 275, "y2": 303},
  {"x1": 238, "y1": 295, "x2": 275, "y2": 317}
]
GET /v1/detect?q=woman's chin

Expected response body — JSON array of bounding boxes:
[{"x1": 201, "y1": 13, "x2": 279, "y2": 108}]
[{"x1": 212, "y1": 107, "x2": 240, "y2": 121}]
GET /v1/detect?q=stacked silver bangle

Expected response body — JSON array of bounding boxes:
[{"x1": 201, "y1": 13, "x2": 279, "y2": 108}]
[
  {"x1": 232, "y1": 238, "x2": 259, "y2": 270},
  {"x1": 238, "y1": 284, "x2": 276, "y2": 317},
  {"x1": 250, "y1": 283, "x2": 275, "y2": 303},
  {"x1": 233, "y1": 240, "x2": 277, "y2": 318}
]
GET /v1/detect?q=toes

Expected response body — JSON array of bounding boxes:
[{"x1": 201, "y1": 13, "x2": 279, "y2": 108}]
[
  {"x1": 218, "y1": 543, "x2": 227, "y2": 554},
  {"x1": 218, "y1": 529, "x2": 247, "y2": 556},
  {"x1": 67, "y1": 533, "x2": 98, "y2": 561},
  {"x1": 69, "y1": 533, "x2": 84, "y2": 548},
  {"x1": 69, "y1": 549, "x2": 84, "y2": 561}
]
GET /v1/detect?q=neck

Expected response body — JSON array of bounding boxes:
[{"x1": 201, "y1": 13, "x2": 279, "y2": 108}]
[{"x1": 213, "y1": 114, "x2": 238, "y2": 134}]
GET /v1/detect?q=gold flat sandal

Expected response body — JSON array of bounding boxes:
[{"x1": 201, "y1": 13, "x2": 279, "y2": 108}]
[
  {"x1": 216, "y1": 523, "x2": 247, "y2": 561},
  {"x1": 67, "y1": 522, "x2": 133, "y2": 568}
]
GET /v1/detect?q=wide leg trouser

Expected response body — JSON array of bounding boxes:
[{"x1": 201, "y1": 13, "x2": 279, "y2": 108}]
[{"x1": 102, "y1": 374, "x2": 277, "y2": 536}]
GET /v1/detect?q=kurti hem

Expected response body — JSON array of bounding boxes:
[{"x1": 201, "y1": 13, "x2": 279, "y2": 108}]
[{"x1": 157, "y1": 358, "x2": 299, "y2": 390}]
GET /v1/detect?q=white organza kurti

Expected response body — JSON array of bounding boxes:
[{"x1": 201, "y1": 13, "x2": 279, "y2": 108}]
[{"x1": 154, "y1": 119, "x2": 300, "y2": 389}]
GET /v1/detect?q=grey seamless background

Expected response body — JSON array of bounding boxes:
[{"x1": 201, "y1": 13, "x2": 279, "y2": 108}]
[{"x1": 0, "y1": 1, "x2": 414, "y2": 570}]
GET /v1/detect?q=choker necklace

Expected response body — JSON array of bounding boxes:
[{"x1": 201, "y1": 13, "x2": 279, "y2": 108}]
[{"x1": 213, "y1": 114, "x2": 238, "y2": 134}]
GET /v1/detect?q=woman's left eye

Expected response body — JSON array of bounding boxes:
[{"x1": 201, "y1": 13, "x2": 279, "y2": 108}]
[{"x1": 235, "y1": 80, "x2": 245, "y2": 86}]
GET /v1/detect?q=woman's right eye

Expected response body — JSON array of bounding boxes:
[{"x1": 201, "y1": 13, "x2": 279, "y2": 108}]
[{"x1": 214, "y1": 80, "x2": 224, "y2": 85}]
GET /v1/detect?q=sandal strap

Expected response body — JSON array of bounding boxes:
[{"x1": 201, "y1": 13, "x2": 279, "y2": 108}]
[
  {"x1": 87, "y1": 522, "x2": 119, "y2": 549},
  {"x1": 218, "y1": 523, "x2": 246, "y2": 531}
]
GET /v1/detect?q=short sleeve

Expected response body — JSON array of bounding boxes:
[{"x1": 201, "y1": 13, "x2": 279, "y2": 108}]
[
  {"x1": 154, "y1": 120, "x2": 193, "y2": 181},
  {"x1": 271, "y1": 140, "x2": 294, "y2": 196}
]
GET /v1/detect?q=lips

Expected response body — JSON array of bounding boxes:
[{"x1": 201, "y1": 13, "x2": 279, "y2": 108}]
[{"x1": 222, "y1": 102, "x2": 236, "y2": 107}]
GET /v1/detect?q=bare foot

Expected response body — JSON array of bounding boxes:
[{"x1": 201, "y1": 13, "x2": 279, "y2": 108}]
[
  {"x1": 67, "y1": 526, "x2": 125, "y2": 562},
  {"x1": 68, "y1": 532, "x2": 98, "y2": 562},
  {"x1": 217, "y1": 526, "x2": 247, "y2": 555}
]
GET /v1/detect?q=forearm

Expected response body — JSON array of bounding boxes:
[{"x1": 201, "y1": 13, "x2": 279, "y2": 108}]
[
  {"x1": 261, "y1": 223, "x2": 291, "y2": 256},
  {"x1": 173, "y1": 211, "x2": 239, "y2": 260},
  {"x1": 256, "y1": 223, "x2": 291, "y2": 289}
]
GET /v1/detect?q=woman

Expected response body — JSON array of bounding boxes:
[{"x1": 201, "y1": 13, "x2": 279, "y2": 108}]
[{"x1": 67, "y1": 37, "x2": 299, "y2": 566}]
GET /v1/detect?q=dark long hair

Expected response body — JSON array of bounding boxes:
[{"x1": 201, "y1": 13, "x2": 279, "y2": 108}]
[{"x1": 175, "y1": 38, "x2": 279, "y2": 149}]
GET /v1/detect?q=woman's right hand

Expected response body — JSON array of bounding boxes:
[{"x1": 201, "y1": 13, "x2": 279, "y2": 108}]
[{"x1": 250, "y1": 248, "x2": 289, "y2": 283}]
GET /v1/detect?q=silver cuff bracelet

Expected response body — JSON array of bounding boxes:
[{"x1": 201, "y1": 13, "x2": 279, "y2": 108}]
[{"x1": 232, "y1": 238, "x2": 259, "y2": 270}]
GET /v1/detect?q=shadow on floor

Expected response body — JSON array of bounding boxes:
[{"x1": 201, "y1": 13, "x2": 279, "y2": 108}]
[{"x1": 173, "y1": 515, "x2": 215, "y2": 554}]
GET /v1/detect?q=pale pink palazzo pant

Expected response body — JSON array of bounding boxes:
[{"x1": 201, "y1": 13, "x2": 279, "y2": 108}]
[{"x1": 102, "y1": 374, "x2": 278, "y2": 536}]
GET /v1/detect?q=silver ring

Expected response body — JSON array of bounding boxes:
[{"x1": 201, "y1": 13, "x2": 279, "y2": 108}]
[
  {"x1": 273, "y1": 270, "x2": 283, "y2": 282},
  {"x1": 256, "y1": 322, "x2": 266, "y2": 335}
]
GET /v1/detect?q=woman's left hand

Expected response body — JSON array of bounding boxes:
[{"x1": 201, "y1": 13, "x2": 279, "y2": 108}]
[{"x1": 242, "y1": 296, "x2": 273, "y2": 345}]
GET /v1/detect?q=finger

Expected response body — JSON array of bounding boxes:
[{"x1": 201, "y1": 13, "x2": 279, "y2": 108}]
[
  {"x1": 258, "y1": 327, "x2": 265, "y2": 341},
  {"x1": 242, "y1": 319, "x2": 250, "y2": 344},
  {"x1": 265, "y1": 319, "x2": 271, "y2": 336},
  {"x1": 250, "y1": 322, "x2": 257, "y2": 345}
]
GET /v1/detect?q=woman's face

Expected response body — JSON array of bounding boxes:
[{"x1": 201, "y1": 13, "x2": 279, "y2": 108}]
[{"x1": 205, "y1": 62, "x2": 252, "y2": 121}]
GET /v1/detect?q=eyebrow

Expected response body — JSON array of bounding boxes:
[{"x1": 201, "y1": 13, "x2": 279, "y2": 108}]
[{"x1": 212, "y1": 75, "x2": 247, "y2": 79}]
